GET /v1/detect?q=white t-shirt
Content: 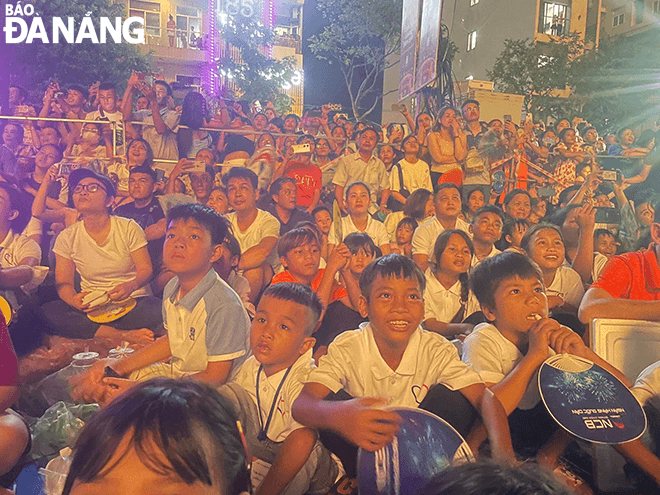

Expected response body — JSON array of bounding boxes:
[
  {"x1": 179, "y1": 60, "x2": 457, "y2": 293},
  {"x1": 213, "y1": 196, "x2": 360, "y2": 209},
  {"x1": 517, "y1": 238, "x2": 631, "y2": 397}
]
[
  {"x1": 0, "y1": 229, "x2": 41, "y2": 268},
  {"x1": 86, "y1": 109, "x2": 123, "y2": 122},
  {"x1": 233, "y1": 349, "x2": 313, "y2": 442},
  {"x1": 225, "y1": 209, "x2": 280, "y2": 269},
  {"x1": 423, "y1": 269, "x2": 480, "y2": 323},
  {"x1": 632, "y1": 361, "x2": 660, "y2": 412},
  {"x1": 383, "y1": 211, "x2": 405, "y2": 242},
  {"x1": 307, "y1": 322, "x2": 483, "y2": 407},
  {"x1": 132, "y1": 107, "x2": 180, "y2": 162},
  {"x1": 412, "y1": 216, "x2": 471, "y2": 259},
  {"x1": 592, "y1": 252, "x2": 609, "y2": 282},
  {"x1": 328, "y1": 215, "x2": 389, "y2": 248},
  {"x1": 52, "y1": 216, "x2": 151, "y2": 297},
  {"x1": 462, "y1": 322, "x2": 555, "y2": 410},
  {"x1": 389, "y1": 159, "x2": 433, "y2": 195},
  {"x1": 546, "y1": 265, "x2": 585, "y2": 308},
  {"x1": 471, "y1": 246, "x2": 501, "y2": 268}
]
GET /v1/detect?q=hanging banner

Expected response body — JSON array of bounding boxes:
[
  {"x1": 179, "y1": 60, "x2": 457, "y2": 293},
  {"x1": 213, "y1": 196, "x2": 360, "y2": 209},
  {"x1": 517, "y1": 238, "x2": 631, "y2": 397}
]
[
  {"x1": 398, "y1": 0, "x2": 421, "y2": 100},
  {"x1": 415, "y1": 0, "x2": 442, "y2": 92}
]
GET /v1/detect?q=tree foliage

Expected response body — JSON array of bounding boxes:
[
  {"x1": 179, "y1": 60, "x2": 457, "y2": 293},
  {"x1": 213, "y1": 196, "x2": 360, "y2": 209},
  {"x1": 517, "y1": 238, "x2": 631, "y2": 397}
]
[
  {"x1": 9, "y1": 0, "x2": 151, "y2": 94},
  {"x1": 308, "y1": 0, "x2": 402, "y2": 120},
  {"x1": 489, "y1": 30, "x2": 660, "y2": 131},
  {"x1": 218, "y1": 14, "x2": 296, "y2": 115},
  {"x1": 488, "y1": 34, "x2": 583, "y2": 120}
]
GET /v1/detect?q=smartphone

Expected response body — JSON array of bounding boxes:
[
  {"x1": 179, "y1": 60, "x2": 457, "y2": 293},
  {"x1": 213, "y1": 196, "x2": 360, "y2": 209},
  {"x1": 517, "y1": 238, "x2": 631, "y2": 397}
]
[
  {"x1": 16, "y1": 105, "x2": 29, "y2": 114},
  {"x1": 525, "y1": 113, "x2": 533, "y2": 124},
  {"x1": 600, "y1": 169, "x2": 621, "y2": 182},
  {"x1": 595, "y1": 207, "x2": 621, "y2": 225},
  {"x1": 155, "y1": 169, "x2": 165, "y2": 183},
  {"x1": 58, "y1": 163, "x2": 73, "y2": 177},
  {"x1": 188, "y1": 160, "x2": 207, "y2": 173},
  {"x1": 292, "y1": 143, "x2": 311, "y2": 154},
  {"x1": 504, "y1": 114, "x2": 512, "y2": 122},
  {"x1": 53, "y1": 90, "x2": 65, "y2": 100}
]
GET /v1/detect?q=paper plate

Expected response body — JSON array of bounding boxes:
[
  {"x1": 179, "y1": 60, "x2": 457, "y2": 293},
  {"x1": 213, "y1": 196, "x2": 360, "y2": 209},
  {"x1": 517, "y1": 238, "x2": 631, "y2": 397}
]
[
  {"x1": 358, "y1": 407, "x2": 473, "y2": 495},
  {"x1": 332, "y1": 200, "x2": 343, "y2": 242},
  {"x1": 539, "y1": 354, "x2": 646, "y2": 444},
  {"x1": 87, "y1": 297, "x2": 136, "y2": 324}
]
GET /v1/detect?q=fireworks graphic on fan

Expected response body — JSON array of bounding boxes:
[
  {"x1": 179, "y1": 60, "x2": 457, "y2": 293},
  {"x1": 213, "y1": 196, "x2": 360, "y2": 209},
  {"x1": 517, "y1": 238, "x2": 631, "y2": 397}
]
[
  {"x1": 548, "y1": 369, "x2": 617, "y2": 404},
  {"x1": 585, "y1": 371, "x2": 617, "y2": 403}
]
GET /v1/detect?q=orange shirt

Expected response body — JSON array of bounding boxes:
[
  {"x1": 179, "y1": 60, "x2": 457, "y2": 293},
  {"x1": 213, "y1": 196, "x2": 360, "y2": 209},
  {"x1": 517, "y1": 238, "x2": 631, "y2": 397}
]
[
  {"x1": 592, "y1": 245, "x2": 660, "y2": 301},
  {"x1": 271, "y1": 268, "x2": 348, "y2": 302}
]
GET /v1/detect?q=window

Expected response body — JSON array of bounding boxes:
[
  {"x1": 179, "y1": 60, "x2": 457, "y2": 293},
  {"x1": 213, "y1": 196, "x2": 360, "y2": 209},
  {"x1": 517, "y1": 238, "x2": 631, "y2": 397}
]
[
  {"x1": 129, "y1": 0, "x2": 161, "y2": 37},
  {"x1": 613, "y1": 13, "x2": 625, "y2": 26},
  {"x1": 654, "y1": 1, "x2": 660, "y2": 12},
  {"x1": 467, "y1": 30, "x2": 477, "y2": 51},
  {"x1": 176, "y1": 5, "x2": 203, "y2": 49},
  {"x1": 538, "y1": 1, "x2": 571, "y2": 35},
  {"x1": 470, "y1": 0, "x2": 479, "y2": 5}
]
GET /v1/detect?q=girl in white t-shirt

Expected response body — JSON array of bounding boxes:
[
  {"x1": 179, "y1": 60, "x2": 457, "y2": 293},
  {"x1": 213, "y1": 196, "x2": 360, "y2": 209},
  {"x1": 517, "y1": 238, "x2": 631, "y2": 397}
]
[
  {"x1": 327, "y1": 182, "x2": 390, "y2": 255},
  {"x1": 423, "y1": 229, "x2": 480, "y2": 338},
  {"x1": 521, "y1": 223, "x2": 585, "y2": 313}
]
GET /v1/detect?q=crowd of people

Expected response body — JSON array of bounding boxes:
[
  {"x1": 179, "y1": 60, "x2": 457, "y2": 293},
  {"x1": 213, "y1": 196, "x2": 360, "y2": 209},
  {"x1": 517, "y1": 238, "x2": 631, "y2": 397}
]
[{"x1": 1, "y1": 75, "x2": 660, "y2": 494}]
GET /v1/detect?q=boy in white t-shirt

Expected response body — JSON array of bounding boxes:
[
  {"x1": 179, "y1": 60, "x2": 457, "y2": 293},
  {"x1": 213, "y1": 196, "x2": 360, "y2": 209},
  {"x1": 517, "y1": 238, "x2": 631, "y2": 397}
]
[
  {"x1": 220, "y1": 283, "x2": 339, "y2": 495},
  {"x1": 463, "y1": 251, "x2": 660, "y2": 486},
  {"x1": 292, "y1": 254, "x2": 515, "y2": 476},
  {"x1": 223, "y1": 167, "x2": 280, "y2": 304}
]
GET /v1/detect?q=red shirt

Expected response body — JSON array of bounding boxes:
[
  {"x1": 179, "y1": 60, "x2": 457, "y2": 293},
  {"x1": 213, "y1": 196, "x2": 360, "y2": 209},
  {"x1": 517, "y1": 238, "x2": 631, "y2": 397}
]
[
  {"x1": 0, "y1": 313, "x2": 18, "y2": 387},
  {"x1": 272, "y1": 268, "x2": 347, "y2": 302},
  {"x1": 285, "y1": 161, "x2": 322, "y2": 208},
  {"x1": 592, "y1": 245, "x2": 660, "y2": 300}
]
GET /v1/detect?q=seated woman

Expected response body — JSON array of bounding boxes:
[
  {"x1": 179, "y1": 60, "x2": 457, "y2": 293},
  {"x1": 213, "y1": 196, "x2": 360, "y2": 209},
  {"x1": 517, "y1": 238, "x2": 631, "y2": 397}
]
[
  {"x1": 423, "y1": 230, "x2": 480, "y2": 339},
  {"x1": 462, "y1": 188, "x2": 486, "y2": 224},
  {"x1": 427, "y1": 106, "x2": 468, "y2": 188},
  {"x1": 327, "y1": 182, "x2": 390, "y2": 255},
  {"x1": 65, "y1": 122, "x2": 110, "y2": 159},
  {"x1": 0, "y1": 312, "x2": 30, "y2": 494},
  {"x1": 42, "y1": 169, "x2": 162, "y2": 344}
]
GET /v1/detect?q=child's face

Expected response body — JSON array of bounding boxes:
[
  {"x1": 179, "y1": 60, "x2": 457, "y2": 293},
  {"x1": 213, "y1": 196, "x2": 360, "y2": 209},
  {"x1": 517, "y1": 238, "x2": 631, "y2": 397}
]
[
  {"x1": 163, "y1": 219, "x2": 221, "y2": 276},
  {"x1": 435, "y1": 187, "x2": 461, "y2": 219},
  {"x1": 227, "y1": 177, "x2": 257, "y2": 212},
  {"x1": 483, "y1": 275, "x2": 549, "y2": 335},
  {"x1": 595, "y1": 233, "x2": 617, "y2": 258},
  {"x1": 282, "y1": 241, "x2": 321, "y2": 279},
  {"x1": 207, "y1": 189, "x2": 228, "y2": 215},
  {"x1": 526, "y1": 228, "x2": 565, "y2": 271},
  {"x1": 358, "y1": 274, "x2": 424, "y2": 348},
  {"x1": 348, "y1": 247, "x2": 375, "y2": 275},
  {"x1": 396, "y1": 224, "x2": 414, "y2": 245},
  {"x1": 314, "y1": 210, "x2": 332, "y2": 235},
  {"x1": 438, "y1": 233, "x2": 472, "y2": 275},
  {"x1": 69, "y1": 433, "x2": 222, "y2": 495},
  {"x1": 251, "y1": 295, "x2": 315, "y2": 375},
  {"x1": 471, "y1": 212, "x2": 503, "y2": 245},
  {"x1": 213, "y1": 242, "x2": 238, "y2": 280}
]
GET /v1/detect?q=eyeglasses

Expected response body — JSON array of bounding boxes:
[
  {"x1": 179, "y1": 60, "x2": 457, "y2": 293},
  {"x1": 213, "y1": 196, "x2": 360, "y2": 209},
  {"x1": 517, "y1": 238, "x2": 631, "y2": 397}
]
[{"x1": 73, "y1": 183, "x2": 106, "y2": 194}]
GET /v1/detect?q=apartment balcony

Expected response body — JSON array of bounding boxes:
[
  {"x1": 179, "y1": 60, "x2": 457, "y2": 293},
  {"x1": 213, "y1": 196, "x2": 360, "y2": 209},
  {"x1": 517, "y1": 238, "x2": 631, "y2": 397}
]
[{"x1": 138, "y1": 29, "x2": 207, "y2": 62}]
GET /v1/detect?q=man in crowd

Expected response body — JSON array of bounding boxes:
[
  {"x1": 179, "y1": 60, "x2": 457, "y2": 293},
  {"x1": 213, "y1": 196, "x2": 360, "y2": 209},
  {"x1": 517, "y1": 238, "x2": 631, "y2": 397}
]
[
  {"x1": 265, "y1": 178, "x2": 312, "y2": 235},
  {"x1": 461, "y1": 99, "x2": 490, "y2": 192}
]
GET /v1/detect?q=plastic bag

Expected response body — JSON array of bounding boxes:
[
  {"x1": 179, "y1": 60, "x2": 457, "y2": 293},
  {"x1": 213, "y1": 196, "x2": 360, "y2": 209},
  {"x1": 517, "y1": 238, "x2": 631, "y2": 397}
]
[
  {"x1": 40, "y1": 447, "x2": 72, "y2": 495},
  {"x1": 30, "y1": 401, "x2": 99, "y2": 460}
]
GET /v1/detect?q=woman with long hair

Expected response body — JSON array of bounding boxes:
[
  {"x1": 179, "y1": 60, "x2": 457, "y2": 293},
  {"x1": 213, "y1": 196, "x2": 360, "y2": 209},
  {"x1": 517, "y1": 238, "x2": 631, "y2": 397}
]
[
  {"x1": 428, "y1": 106, "x2": 468, "y2": 188},
  {"x1": 177, "y1": 92, "x2": 212, "y2": 159}
]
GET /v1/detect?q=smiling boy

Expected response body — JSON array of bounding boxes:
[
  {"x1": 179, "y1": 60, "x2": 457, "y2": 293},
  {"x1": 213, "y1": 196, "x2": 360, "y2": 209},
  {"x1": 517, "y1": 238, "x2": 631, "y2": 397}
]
[{"x1": 292, "y1": 254, "x2": 514, "y2": 476}]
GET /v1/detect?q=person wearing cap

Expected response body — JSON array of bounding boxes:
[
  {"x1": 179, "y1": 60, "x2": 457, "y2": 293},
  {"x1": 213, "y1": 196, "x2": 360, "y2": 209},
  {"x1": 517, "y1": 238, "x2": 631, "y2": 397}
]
[{"x1": 42, "y1": 168, "x2": 163, "y2": 344}]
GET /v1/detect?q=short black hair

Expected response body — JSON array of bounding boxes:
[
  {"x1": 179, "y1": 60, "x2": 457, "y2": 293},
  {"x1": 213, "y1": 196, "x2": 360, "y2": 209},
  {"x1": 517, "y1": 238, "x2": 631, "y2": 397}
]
[
  {"x1": 67, "y1": 84, "x2": 89, "y2": 100},
  {"x1": 277, "y1": 227, "x2": 319, "y2": 258},
  {"x1": 41, "y1": 143, "x2": 64, "y2": 163},
  {"x1": 594, "y1": 228, "x2": 615, "y2": 242},
  {"x1": 356, "y1": 127, "x2": 380, "y2": 142},
  {"x1": 167, "y1": 203, "x2": 228, "y2": 246},
  {"x1": 345, "y1": 181, "x2": 371, "y2": 200},
  {"x1": 9, "y1": 84, "x2": 27, "y2": 101},
  {"x1": 470, "y1": 252, "x2": 543, "y2": 310},
  {"x1": 261, "y1": 282, "x2": 323, "y2": 336},
  {"x1": 222, "y1": 231, "x2": 241, "y2": 259},
  {"x1": 503, "y1": 188, "x2": 531, "y2": 207},
  {"x1": 558, "y1": 127, "x2": 575, "y2": 141},
  {"x1": 557, "y1": 184, "x2": 581, "y2": 206},
  {"x1": 461, "y1": 98, "x2": 480, "y2": 110},
  {"x1": 344, "y1": 232, "x2": 377, "y2": 256},
  {"x1": 154, "y1": 79, "x2": 173, "y2": 97},
  {"x1": 396, "y1": 216, "x2": 418, "y2": 232},
  {"x1": 419, "y1": 461, "x2": 571, "y2": 495},
  {"x1": 312, "y1": 205, "x2": 330, "y2": 218},
  {"x1": 0, "y1": 183, "x2": 30, "y2": 233},
  {"x1": 359, "y1": 253, "x2": 426, "y2": 298},
  {"x1": 436, "y1": 182, "x2": 460, "y2": 196},
  {"x1": 548, "y1": 203, "x2": 581, "y2": 228},
  {"x1": 270, "y1": 177, "x2": 296, "y2": 197},
  {"x1": 129, "y1": 164, "x2": 157, "y2": 181},
  {"x1": 98, "y1": 82, "x2": 116, "y2": 93},
  {"x1": 221, "y1": 167, "x2": 258, "y2": 190},
  {"x1": 472, "y1": 205, "x2": 504, "y2": 225},
  {"x1": 62, "y1": 379, "x2": 249, "y2": 495},
  {"x1": 502, "y1": 218, "x2": 529, "y2": 247}
]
